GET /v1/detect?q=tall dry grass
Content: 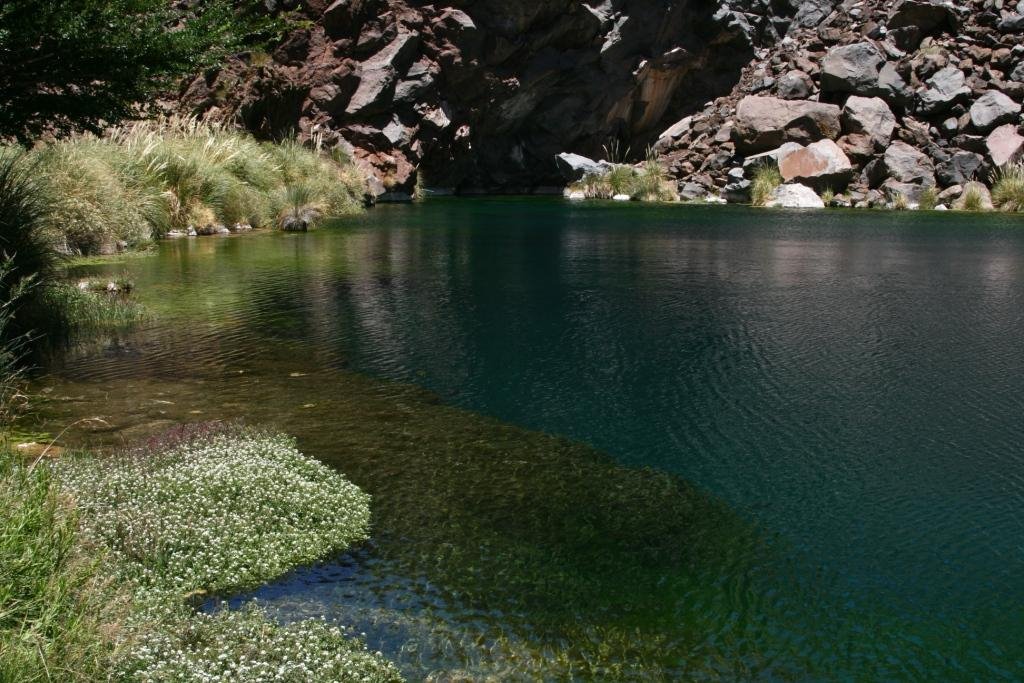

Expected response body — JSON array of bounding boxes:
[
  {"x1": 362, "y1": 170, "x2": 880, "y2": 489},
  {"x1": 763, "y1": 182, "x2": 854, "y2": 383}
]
[{"x1": 23, "y1": 118, "x2": 366, "y2": 255}]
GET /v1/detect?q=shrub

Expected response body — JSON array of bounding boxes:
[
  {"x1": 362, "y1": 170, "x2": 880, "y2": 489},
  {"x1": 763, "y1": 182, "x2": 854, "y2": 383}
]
[
  {"x1": 992, "y1": 163, "x2": 1024, "y2": 212},
  {"x1": 751, "y1": 165, "x2": 782, "y2": 207},
  {"x1": 820, "y1": 187, "x2": 835, "y2": 206}
]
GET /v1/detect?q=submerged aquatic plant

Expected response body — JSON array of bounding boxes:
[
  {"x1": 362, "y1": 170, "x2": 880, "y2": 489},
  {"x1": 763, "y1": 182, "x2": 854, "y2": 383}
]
[{"x1": 54, "y1": 426, "x2": 400, "y2": 681}]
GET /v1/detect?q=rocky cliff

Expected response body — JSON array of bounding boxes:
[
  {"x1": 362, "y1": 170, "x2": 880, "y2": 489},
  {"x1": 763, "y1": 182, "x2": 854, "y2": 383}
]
[{"x1": 179, "y1": 0, "x2": 1024, "y2": 203}]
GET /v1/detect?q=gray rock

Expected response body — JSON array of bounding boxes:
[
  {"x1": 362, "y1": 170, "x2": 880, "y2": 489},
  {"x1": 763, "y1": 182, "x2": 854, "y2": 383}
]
[
  {"x1": 793, "y1": 0, "x2": 839, "y2": 28},
  {"x1": 916, "y1": 66, "x2": 971, "y2": 115},
  {"x1": 345, "y1": 31, "x2": 421, "y2": 116},
  {"x1": 732, "y1": 96, "x2": 843, "y2": 153},
  {"x1": 658, "y1": 116, "x2": 693, "y2": 143},
  {"x1": 883, "y1": 141, "x2": 936, "y2": 186},
  {"x1": 777, "y1": 140, "x2": 855, "y2": 189},
  {"x1": 821, "y1": 42, "x2": 885, "y2": 94},
  {"x1": 936, "y1": 151, "x2": 985, "y2": 186},
  {"x1": 986, "y1": 123, "x2": 1024, "y2": 166},
  {"x1": 882, "y1": 179, "x2": 932, "y2": 206},
  {"x1": 554, "y1": 153, "x2": 607, "y2": 182},
  {"x1": 776, "y1": 70, "x2": 814, "y2": 100},
  {"x1": 873, "y1": 62, "x2": 914, "y2": 108},
  {"x1": 842, "y1": 96, "x2": 897, "y2": 149},
  {"x1": 969, "y1": 91, "x2": 1022, "y2": 132},
  {"x1": 1012, "y1": 61, "x2": 1024, "y2": 83},
  {"x1": 722, "y1": 179, "x2": 752, "y2": 203},
  {"x1": 765, "y1": 183, "x2": 825, "y2": 208},
  {"x1": 953, "y1": 181, "x2": 995, "y2": 210},
  {"x1": 678, "y1": 182, "x2": 708, "y2": 201},
  {"x1": 999, "y1": 13, "x2": 1024, "y2": 33},
  {"x1": 888, "y1": 1, "x2": 959, "y2": 37}
]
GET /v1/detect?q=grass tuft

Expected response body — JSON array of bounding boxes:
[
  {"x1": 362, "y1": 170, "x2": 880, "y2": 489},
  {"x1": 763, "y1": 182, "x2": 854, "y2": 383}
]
[
  {"x1": 961, "y1": 185, "x2": 985, "y2": 212},
  {"x1": 918, "y1": 187, "x2": 938, "y2": 211},
  {"x1": 751, "y1": 165, "x2": 782, "y2": 207},
  {"x1": 10, "y1": 117, "x2": 367, "y2": 256},
  {"x1": 992, "y1": 163, "x2": 1024, "y2": 212}
]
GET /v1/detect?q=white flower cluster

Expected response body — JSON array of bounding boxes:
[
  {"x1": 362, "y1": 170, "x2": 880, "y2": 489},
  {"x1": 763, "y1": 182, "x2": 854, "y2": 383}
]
[
  {"x1": 124, "y1": 604, "x2": 399, "y2": 683},
  {"x1": 56, "y1": 428, "x2": 401, "y2": 682}
]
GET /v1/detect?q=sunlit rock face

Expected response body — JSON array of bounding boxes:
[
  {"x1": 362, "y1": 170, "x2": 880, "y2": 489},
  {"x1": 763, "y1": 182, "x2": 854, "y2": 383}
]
[{"x1": 179, "y1": 0, "x2": 779, "y2": 195}]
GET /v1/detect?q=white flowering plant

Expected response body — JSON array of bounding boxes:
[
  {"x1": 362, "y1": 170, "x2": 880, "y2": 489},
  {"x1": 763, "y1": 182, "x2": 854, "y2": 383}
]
[{"x1": 56, "y1": 424, "x2": 401, "y2": 682}]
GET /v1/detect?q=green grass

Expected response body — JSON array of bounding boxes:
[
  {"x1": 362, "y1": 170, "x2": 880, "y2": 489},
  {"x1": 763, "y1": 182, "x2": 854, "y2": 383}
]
[
  {"x1": 961, "y1": 185, "x2": 985, "y2": 212},
  {"x1": 0, "y1": 448, "x2": 125, "y2": 682},
  {"x1": 918, "y1": 187, "x2": 938, "y2": 211},
  {"x1": 12, "y1": 118, "x2": 367, "y2": 256},
  {"x1": 992, "y1": 163, "x2": 1024, "y2": 212},
  {"x1": 568, "y1": 155, "x2": 676, "y2": 202},
  {"x1": 751, "y1": 165, "x2": 782, "y2": 207}
]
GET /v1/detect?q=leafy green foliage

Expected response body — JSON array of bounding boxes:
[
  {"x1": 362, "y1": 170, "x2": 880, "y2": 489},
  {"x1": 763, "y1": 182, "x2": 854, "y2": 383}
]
[{"x1": 0, "y1": 0, "x2": 280, "y2": 141}]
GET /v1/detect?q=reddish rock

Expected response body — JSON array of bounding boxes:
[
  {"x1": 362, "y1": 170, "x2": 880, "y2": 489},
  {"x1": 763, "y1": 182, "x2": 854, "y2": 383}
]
[
  {"x1": 732, "y1": 96, "x2": 842, "y2": 153},
  {"x1": 986, "y1": 124, "x2": 1024, "y2": 166},
  {"x1": 777, "y1": 139, "x2": 855, "y2": 189}
]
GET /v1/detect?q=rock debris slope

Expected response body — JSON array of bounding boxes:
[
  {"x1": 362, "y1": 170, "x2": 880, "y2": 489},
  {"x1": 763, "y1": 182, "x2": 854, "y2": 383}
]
[{"x1": 179, "y1": 0, "x2": 1024, "y2": 203}]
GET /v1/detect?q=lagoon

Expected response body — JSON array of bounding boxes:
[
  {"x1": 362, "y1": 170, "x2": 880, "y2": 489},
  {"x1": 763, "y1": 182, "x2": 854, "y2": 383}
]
[{"x1": 33, "y1": 199, "x2": 1024, "y2": 679}]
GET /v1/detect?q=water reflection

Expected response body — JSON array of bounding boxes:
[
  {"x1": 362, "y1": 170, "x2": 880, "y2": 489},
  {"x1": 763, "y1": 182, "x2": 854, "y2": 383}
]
[{"x1": 41, "y1": 199, "x2": 1024, "y2": 679}]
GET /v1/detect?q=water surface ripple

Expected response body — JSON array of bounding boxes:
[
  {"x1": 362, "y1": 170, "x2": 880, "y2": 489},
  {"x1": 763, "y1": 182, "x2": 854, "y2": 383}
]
[{"x1": 40, "y1": 199, "x2": 1024, "y2": 679}]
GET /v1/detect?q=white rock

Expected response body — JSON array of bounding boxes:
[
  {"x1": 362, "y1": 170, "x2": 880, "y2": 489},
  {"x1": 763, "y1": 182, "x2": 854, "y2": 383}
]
[
  {"x1": 765, "y1": 183, "x2": 825, "y2": 208},
  {"x1": 612, "y1": 194, "x2": 632, "y2": 201},
  {"x1": 564, "y1": 189, "x2": 586, "y2": 200}
]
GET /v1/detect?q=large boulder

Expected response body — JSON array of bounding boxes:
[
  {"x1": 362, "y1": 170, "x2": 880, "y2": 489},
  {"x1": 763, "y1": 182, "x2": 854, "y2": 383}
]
[
  {"x1": 953, "y1": 181, "x2": 995, "y2": 210},
  {"x1": 883, "y1": 141, "x2": 936, "y2": 186},
  {"x1": 842, "y1": 96, "x2": 897, "y2": 149},
  {"x1": 874, "y1": 62, "x2": 914, "y2": 108},
  {"x1": 732, "y1": 96, "x2": 842, "y2": 153},
  {"x1": 882, "y1": 179, "x2": 933, "y2": 206},
  {"x1": 969, "y1": 91, "x2": 1022, "y2": 133},
  {"x1": 777, "y1": 140, "x2": 855, "y2": 189},
  {"x1": 345, "y1": 31, "x2": 421, "y2": 116},
  {"x1": 916, "y1": 67, "x2": 971, "y2": 115},
  {"x1": 936, "y1": 150, "x2": 985, "y2": 186},
  {"x1": 554, "y1": 153, "x2": 609, "y2": 182},
  {"x1": 765, "y1": 183, "x2": 825, "y2": 208},
  {"x1": 986, "y1": 124, "x2": 1024, "y2": 166},
  {"x1": 887, "y1": 1, "x2": 959, "y2": 37},
  {"x1": 821, "y1": 42, "x2": 885, "y2": 94}
]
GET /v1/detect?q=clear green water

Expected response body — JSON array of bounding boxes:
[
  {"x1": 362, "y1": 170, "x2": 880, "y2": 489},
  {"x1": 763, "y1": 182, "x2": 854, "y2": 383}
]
[{"x1": 30, "y1": 199, "x2": 1024, "y2": 679}]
